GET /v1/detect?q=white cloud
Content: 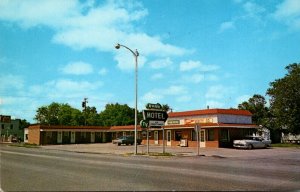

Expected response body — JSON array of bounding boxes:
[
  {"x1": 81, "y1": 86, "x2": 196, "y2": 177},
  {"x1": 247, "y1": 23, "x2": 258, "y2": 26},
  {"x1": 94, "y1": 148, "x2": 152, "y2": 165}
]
[
  {"x1": 0, "y1": 0, "x2": 80, "y2": 28},
  {"x1": 151, "y1": 73, "x2": 164, "y2": 81},
  {"x1": 205, "y1": 85, "x2": 233, "y2": 100},
  {"x1": 206, "y1": 74, "x2": 219, "y2": 81},
  {"x1": 61, "y1": 61, "x2": 93, "y2": 75},
  {"x1": 180, "y1": 60, "x2": 200, "y2": 71},
  {"x1": 273, "y1": 0, "x2": 300, "y2": 30},
  {"x1": 114, "y1": 51, "x2": 146, "y2": 70},
  {"x1": 182, "y1": 74, "x2": 205, "y2": 84},
  {"x1": 218, "y1": 21, "x2": 235, "y2": 33},
  {"x1": 140, "y1": 85, "x2": 187, "y2": 104},
  {"x1": 0, "y1": 74, "x2": 24, "y2": 92},
  {"x1": 98, "y1": 68, "x2": 108, "y2": 76},
  {"x1": 140, "y1": 92, "x2": 163, "y2": 104},
  {"x1": 179, "y1": 60, "x2": 219, "y2": 72},
  {"x1": 243, "y1": 1, "x2": 266, "y2": 18},
  {"x1": 0, "y1": 0, "x2": 189, "y2": 71},
  {"x1": 149, "y1": 57, "x2": 172, "y2": 69},
  {"x1": 30, "y1": 79, "x2": 103, "y2": 99}
]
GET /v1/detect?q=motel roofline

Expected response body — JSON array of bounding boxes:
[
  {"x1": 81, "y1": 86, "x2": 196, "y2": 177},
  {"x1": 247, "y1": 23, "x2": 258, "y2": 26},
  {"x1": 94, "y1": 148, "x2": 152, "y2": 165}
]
[
  {"x1": 27, "y1": 108, "x2": 256, "y2": 131},
  {"x1": 168, "y1": 108, "x2": 252, "y2": 118},
  {"x1": 28, "y1": 122, "x2": 258, "y2": 132}
]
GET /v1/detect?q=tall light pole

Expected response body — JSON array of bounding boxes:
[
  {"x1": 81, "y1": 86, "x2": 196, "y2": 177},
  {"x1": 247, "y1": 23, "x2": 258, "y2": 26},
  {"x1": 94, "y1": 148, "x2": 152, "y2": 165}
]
[{"x1": 115, "y1": 43, "x2": 139, "y2": 155}]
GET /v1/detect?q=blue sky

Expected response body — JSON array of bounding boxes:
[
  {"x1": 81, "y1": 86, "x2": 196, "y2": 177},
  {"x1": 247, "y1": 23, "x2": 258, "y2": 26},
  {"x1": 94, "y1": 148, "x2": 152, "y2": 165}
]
[{"x1": 0, "y1": 0, "x2": 299, "y2": 123}]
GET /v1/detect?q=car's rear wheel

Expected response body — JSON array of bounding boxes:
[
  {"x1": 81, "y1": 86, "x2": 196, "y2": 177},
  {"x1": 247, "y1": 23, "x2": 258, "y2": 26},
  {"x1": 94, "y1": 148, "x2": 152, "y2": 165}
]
[{"x1": 247, "y1": 144, "x2": 253, "y2": 150}]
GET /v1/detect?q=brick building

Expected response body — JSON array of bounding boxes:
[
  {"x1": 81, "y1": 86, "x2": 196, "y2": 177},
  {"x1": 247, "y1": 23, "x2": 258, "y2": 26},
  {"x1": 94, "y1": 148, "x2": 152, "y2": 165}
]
[{"x1": 26, "y1": 108, "x2": 258, "y2": 148}]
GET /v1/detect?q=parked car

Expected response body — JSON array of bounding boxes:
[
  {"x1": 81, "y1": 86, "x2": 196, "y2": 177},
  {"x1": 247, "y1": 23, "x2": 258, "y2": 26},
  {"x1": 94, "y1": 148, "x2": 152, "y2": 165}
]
[
  {"x1": 233, "y1": 136, "x2": 271, "y2": 149},
  {"x1": 112, "y1": 136, "x2": 142, "y2": 146}
]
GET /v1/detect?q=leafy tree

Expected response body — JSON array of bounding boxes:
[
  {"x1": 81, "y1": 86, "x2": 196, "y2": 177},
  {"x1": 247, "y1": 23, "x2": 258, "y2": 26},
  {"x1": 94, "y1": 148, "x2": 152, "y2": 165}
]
[
  {"x1": 267, "y1": 63, "x2": 300, "y2": 135},
  {"x1": 35, "y1": 102, "x2": 84, "y2": 126},
  {"x1": 84, "y1": 106, "x2": 101, "y2": 126},
  {"x1": 162, "y1": 104, "x2": 171, "y2": 112},
  {"x1": 19, "y1": 119, "x2": 30, "y2": 129},
  {"x1": 238, "y1": 94, "x2": 269, "y2": 125},
  {"x1": 58, "y1": 104, "x2": 82, "y2": 126},
  {"x1": 35, "y1": 106, "x2": 49, "y2": 124},
  {"x1": 99, "y1": 103, "x2": 139, "y2": 126}
]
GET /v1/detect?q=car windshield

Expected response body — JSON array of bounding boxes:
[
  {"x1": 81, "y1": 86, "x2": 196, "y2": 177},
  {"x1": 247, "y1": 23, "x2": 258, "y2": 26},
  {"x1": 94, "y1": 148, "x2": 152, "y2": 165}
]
[
  {"x1": 244, "y1": 136, "x2": 255, "y2": 140},
  {"x1": 245, "y1": 136, "x2": 261, "y2": 141}
]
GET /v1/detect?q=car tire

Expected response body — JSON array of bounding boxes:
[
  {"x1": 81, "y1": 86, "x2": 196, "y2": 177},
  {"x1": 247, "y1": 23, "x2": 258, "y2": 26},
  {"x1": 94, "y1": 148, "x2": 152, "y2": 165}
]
[
  {"x1": 247, "y1": 144, "x2": 253, "y2": 150},
  {"x1": 118, "y1": 143, "x2": 121, "y2": 146}
]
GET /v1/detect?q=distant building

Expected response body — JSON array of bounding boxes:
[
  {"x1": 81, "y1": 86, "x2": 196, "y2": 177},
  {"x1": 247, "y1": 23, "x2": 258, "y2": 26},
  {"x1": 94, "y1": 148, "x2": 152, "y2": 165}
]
[{"x1": 0, "y1": 115, "x2": 23, "y2": 142}]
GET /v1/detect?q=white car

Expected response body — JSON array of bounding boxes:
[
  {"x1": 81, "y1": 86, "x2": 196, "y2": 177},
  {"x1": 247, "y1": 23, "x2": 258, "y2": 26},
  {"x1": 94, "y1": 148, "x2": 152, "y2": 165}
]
[{"x1": 233, "y1": 136, "x2": 271, "y2": 149}]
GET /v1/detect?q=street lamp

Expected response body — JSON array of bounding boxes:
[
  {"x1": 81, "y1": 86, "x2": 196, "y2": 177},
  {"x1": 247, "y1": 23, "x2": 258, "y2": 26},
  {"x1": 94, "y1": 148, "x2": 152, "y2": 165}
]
[{"x1": 115, "y1": 43, "x2": 139, "y2": 155}]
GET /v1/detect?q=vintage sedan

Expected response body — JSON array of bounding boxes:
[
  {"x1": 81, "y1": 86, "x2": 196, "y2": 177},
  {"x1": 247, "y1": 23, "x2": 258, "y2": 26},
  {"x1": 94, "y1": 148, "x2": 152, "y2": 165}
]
[
  {"x1": 112, "y1": 136, "x2": 142, "y2": 146},
  {"x1": 233, "y1": 136, "x2": 271, "y2": 149}
]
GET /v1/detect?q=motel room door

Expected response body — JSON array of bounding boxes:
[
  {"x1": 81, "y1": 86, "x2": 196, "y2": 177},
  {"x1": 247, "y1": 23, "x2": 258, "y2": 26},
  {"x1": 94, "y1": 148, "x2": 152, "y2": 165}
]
[
  {"x1": 200, "y1": 129, "x2": 206, "y2": 147},
  {"x1": 154, "y1": 131, "x2": 159, "y2": 144},
  {"x1": 167, "y1": 130, "x2": 171, "y2": 146},
  {"x1": 71, "y1": 132, "x2": 75, "y2": 144},
  {"x1": 91, "y1": 132, "x2": 95, "y2": 143}
]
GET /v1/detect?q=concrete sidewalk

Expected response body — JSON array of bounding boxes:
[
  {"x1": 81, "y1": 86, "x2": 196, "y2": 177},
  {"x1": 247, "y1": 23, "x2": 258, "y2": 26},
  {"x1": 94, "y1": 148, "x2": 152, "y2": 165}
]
[{"x1": 40, "y1": 143, "x2": 298, "y2": 159}]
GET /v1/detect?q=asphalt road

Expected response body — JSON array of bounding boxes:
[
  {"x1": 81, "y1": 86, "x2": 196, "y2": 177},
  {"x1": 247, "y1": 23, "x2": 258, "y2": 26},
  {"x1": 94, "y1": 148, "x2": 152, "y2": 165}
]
[{"x1": 1, "y1": 144, "x2": 300, "y2": 191}]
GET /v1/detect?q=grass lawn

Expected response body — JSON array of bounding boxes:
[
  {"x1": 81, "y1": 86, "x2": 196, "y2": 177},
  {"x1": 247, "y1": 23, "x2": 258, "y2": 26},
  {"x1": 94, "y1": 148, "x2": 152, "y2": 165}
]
[{"x1": 271, "y1": 143, "x2": 300, "y2": 148}]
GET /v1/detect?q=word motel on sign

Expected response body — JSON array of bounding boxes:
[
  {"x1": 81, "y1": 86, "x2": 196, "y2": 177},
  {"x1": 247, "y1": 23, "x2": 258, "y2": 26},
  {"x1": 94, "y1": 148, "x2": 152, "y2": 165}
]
[{"x1": 146, "y1": 112, "x2": 166, "y2": 120}]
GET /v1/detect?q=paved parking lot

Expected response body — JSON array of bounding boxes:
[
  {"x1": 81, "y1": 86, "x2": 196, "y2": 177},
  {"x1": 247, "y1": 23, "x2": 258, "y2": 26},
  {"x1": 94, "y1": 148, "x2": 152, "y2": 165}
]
[{"x1": 41, "y1": 143, "x2": 300, "y2": 159}]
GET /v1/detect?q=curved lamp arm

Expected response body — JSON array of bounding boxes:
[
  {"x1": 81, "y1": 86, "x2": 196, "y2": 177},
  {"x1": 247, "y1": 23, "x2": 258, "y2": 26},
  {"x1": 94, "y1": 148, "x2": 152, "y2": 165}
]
[{"x1": 115, "y1": 43, "x2": 139, "y2": 57}]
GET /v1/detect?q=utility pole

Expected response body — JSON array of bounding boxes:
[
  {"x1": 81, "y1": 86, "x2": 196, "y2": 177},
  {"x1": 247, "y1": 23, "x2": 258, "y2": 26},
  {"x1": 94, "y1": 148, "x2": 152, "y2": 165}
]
[{"x1": 82, "y1": 98, "x2": 88, "y2": 126}]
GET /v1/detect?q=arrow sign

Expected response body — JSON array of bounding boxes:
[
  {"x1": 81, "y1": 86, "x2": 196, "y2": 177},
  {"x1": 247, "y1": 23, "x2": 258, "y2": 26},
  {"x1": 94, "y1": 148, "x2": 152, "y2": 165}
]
[{"x1": 143, "y1": 110, "x2": 168, "y2": 122}]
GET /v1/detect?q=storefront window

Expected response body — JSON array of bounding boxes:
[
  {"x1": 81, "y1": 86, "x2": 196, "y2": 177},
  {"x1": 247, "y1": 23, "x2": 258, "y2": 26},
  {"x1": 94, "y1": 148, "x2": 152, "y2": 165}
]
[
  {"x1": 207, "y1": 129, "x2": 214, "y2": 141},
  {"x1": 220, "y1": 129, "x2": 229, "y2": 142},
  {"x1": 175, "y1": 131, "x2": 182, "y2": 141},
  {"x1": 191, "y1": 130, "x2": 197, "y2": 141}
]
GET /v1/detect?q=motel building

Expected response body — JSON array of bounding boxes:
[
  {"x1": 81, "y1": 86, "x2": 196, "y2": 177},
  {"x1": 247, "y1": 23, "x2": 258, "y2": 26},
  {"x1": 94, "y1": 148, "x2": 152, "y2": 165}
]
[{"x1": 26, "y1": 108, "x2": 258, "y2": 148}]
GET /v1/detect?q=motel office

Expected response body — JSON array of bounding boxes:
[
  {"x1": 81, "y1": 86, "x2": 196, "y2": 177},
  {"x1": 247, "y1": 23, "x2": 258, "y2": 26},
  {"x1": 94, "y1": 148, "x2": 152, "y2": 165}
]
[{"x1": 26, "y1": 109, "x2": 258, "y2": 148}]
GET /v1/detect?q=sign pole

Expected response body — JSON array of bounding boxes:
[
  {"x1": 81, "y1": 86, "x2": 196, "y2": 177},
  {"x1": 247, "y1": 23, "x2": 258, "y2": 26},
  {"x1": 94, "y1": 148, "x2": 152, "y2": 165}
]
[
  {"x1": 195, "y1": 123, "x2": 200, "y2": 156},
  {"x1": 197, "y1": 127, "x2": 199, "y2": 156},
  {"x1": 197, "y1": 129, "x2": 200, "y2": 156},
  {"x1": 162, "y1": 126, "x2": 165, "y2": 154},
  {"x1": 147, "y1": 128, "x2": 149, "y2": 154}
]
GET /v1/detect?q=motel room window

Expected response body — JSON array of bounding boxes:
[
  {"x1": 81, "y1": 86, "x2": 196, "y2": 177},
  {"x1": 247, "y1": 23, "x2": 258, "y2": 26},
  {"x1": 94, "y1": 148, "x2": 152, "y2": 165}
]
[
  {"x1": 220, "y1": 129, "x2": 229, "y2": 142},
  {"x1": 207, "y1": 129, "x2": 214, "y2": 141}
]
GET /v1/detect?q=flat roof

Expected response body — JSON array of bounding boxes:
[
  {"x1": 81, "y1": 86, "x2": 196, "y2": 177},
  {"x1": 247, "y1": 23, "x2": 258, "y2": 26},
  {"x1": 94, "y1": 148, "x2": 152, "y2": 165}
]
[{"x1": 168, "y1": 109, "x2": 252, "y2": 118}]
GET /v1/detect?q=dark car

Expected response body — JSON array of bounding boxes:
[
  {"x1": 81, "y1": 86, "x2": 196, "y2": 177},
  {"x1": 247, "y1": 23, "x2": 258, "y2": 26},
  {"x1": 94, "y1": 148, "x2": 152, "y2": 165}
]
[{"x1": 112, "y1": 136, "x2": 142, "y2": 146}]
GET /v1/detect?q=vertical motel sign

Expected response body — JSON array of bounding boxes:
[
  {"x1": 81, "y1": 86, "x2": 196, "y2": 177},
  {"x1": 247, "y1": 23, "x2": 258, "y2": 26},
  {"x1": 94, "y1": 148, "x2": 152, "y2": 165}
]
[{"x1": 141, "y1": 103, "x2": 168, "y2": 128}]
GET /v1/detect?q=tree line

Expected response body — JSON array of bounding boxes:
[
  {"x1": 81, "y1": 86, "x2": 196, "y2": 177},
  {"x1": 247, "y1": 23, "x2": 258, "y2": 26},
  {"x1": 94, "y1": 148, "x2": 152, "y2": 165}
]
[
  {"x1": 34, "y1": 102, "x2": 171, "y2": 127},
  {"x1": 34, "y1": 63, "x2": 300, "y2": 140}
]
